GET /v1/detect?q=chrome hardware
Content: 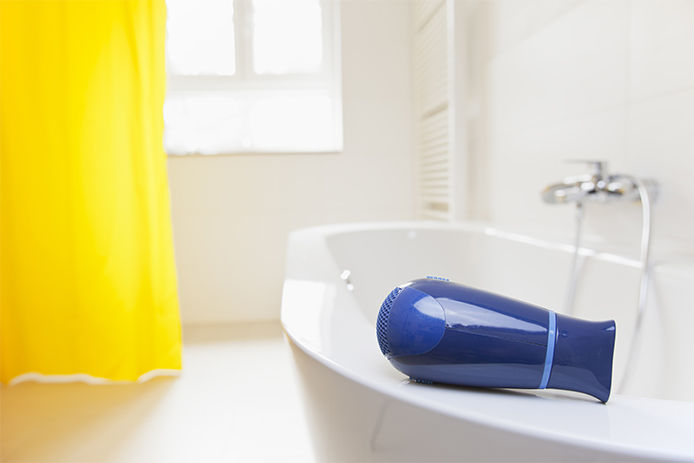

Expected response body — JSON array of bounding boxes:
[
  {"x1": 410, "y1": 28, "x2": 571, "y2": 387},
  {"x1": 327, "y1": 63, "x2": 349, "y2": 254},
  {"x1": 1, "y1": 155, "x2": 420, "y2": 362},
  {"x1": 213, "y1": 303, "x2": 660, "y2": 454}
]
[
  {"x1": 541, "y1": 160, "x2": 658, "y2": 205},
  {"x1": 340, "y1": 269, "x2": 354, "y2": 292}
]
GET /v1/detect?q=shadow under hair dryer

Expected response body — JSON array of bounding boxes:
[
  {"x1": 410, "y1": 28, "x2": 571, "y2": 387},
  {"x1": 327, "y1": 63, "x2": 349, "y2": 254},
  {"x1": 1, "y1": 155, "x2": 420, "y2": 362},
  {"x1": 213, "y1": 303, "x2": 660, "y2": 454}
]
[{"x1": 376, "y1": 278, "x2": 616, "y2": 402}]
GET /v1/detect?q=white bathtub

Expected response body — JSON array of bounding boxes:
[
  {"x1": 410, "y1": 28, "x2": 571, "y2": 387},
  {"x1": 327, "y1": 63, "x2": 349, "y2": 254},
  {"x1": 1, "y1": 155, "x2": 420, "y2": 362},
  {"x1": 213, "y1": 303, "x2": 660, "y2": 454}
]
[{"x1": 281, "y1": 222, "x2": 694, "y2": 462}]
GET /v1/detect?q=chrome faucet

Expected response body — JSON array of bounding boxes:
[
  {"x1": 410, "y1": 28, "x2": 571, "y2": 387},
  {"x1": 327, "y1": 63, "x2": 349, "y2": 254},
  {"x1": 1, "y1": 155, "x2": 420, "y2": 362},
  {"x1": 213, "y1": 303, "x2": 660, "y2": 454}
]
[{"x1": 541, "y1": 160, "x2": 655, "y2": 204}]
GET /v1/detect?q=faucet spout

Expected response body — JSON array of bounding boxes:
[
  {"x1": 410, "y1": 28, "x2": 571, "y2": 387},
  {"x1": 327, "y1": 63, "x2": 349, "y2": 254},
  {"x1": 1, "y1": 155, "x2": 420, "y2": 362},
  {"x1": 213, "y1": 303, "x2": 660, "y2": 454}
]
[
  {"x1": 541, "y1": 179, "x2": 589, "y2": 204},
  {"x1": 541, "y1": 161, "x2": 656, "y2": 205}
]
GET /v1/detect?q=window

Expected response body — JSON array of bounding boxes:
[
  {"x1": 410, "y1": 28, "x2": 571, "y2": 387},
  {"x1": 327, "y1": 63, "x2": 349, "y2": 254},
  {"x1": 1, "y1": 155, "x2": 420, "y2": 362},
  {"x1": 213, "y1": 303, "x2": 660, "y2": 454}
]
[{"x1": 164, "y1": 0, "x2": 342, "y2": 154}]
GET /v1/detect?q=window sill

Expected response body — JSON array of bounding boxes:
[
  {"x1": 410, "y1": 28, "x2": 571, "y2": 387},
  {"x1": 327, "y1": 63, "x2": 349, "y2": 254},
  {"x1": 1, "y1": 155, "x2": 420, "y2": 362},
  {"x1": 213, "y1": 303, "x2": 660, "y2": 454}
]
[{"x1": 166, "y1": 148, "x2": 343, "y2": 157}]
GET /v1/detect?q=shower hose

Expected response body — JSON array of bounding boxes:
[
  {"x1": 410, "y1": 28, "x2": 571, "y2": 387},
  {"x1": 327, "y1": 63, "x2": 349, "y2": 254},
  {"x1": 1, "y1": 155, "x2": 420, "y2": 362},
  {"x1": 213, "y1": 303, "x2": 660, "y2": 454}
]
[{"x1": 563, "y1": 178, "x2": 653, "y2": 394}]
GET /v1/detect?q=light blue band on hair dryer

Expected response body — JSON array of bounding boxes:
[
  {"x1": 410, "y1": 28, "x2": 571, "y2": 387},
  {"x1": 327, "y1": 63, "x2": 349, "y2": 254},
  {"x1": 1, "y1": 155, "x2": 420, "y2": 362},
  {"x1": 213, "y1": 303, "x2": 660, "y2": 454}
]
[{"x1": 539, "y1": 311, "x2": 557, "y2": 389}]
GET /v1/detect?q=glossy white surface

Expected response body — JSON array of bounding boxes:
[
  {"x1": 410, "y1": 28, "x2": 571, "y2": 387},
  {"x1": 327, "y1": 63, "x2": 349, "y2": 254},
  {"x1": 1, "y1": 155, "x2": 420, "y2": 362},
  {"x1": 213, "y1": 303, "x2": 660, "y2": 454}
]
[
  {"x1": 1, "y1": 323, "x2": 314, "y2": 463},
  {"x1": 282, "y1": 222, "x2": 694, "y2": 462}
]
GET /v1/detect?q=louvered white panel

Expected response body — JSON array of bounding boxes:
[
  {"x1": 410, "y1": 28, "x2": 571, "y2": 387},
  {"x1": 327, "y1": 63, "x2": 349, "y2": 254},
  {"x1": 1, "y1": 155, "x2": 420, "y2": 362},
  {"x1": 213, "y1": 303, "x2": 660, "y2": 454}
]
[
  {"x1": 419, "y1": 108, "x2": 448, "y2": 149},
  {"x1": 414, "y1": 0, "x2": 452, "y2": 222},
  {"x1": 414, "y1": 5, "x2": 448, "y2": 117},
  {"x1": 420, "y1": 208, "x2": 451, "y2": 221},
  {"x1": 414, "y1": 0, "x2": 444, "y2": 31}
]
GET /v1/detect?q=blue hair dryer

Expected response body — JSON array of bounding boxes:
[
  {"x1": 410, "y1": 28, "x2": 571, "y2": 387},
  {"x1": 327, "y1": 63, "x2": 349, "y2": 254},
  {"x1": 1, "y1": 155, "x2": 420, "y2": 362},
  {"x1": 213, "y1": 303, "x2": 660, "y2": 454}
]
[{"x1": 376, "y1": 278, "x2": 616, "y2": 402}]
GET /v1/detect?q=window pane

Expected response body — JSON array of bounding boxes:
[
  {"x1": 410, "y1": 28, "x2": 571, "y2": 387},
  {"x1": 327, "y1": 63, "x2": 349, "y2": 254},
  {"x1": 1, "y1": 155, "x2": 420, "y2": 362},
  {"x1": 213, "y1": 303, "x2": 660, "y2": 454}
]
[
  {"x1": 164, "y1": 94, "x2": 245, "y2": 154},
  {"x1": 252, "y1": 0, "x2": 323, "y2": 74},
  {"x1": 166, "y1": 0, "x2": 235, "y2": 75},
  {"x1": 249, "y1": 91, "x2": 336, "y2": 151},
  {"x1": 164, "y1": 90, "x2": 339, "y2": 154}
]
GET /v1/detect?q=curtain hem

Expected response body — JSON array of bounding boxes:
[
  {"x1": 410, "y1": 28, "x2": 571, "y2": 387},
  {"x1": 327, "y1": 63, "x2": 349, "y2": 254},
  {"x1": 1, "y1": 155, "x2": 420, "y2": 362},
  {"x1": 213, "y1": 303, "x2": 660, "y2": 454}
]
[{"x1": 5, "y1": 369, "x2": 181, "y2": 386}]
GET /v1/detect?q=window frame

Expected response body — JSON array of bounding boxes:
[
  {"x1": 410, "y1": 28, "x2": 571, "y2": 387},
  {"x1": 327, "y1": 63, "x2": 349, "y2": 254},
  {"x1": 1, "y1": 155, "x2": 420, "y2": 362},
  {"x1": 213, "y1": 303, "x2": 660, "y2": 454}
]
[{"x1": 165, "y1": 0, "x2": 343, "y2": 155}]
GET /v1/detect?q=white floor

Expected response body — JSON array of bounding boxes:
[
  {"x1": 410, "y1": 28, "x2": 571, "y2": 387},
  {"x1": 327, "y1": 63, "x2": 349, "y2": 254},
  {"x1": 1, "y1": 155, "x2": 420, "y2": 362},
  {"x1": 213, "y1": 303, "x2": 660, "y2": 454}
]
[{"x1": 0, "y1": 323, "x2": 315, "y2": 462}]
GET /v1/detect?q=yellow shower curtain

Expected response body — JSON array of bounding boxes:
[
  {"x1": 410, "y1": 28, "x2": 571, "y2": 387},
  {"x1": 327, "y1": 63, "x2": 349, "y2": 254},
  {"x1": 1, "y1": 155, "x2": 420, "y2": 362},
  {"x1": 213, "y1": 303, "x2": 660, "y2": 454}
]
[{"x1": 0, "y1": 0, "x2": 182, "y2": 382}]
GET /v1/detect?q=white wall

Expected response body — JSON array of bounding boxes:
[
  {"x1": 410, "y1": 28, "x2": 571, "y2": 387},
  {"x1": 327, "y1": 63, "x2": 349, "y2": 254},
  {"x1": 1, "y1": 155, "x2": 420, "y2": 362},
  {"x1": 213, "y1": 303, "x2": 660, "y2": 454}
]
[
  {"x1": 463, "y1": 0, "x2": 694, "y2": 259},
  {"x1": 167, "y1": 0, "x2": 415, "y2": 324}
]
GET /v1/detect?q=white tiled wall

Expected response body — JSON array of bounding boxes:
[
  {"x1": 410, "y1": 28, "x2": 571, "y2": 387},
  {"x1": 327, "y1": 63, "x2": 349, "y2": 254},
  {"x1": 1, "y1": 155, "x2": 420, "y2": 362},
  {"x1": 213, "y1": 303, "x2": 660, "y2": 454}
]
[{"x1": 464, "y1": 0, "x2": 694, "y2": 258}]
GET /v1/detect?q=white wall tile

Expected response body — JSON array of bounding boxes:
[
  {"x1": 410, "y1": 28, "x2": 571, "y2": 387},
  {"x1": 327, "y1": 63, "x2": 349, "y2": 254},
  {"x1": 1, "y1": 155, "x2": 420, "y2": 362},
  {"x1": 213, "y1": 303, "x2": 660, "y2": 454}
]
[
  {"x1": 630, "y1": 0, "x2": 694, "y2": 101},
  {"x1": 485, "y1": 0, "x2": 584, "y2": 59},
  {"x1": 486, "y1": 0, "x2": 629, "y2": 140},
  {"x1": 626, "y1": 89, "x2": 694, "y2": 250}
]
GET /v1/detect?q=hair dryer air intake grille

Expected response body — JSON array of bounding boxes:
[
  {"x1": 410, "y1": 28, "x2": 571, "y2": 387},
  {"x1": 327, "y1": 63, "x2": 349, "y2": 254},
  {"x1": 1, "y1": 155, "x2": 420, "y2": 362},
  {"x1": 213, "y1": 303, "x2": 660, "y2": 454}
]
[{"x1": 377, "y1": 287, "x2": 402, "y2": 357}]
